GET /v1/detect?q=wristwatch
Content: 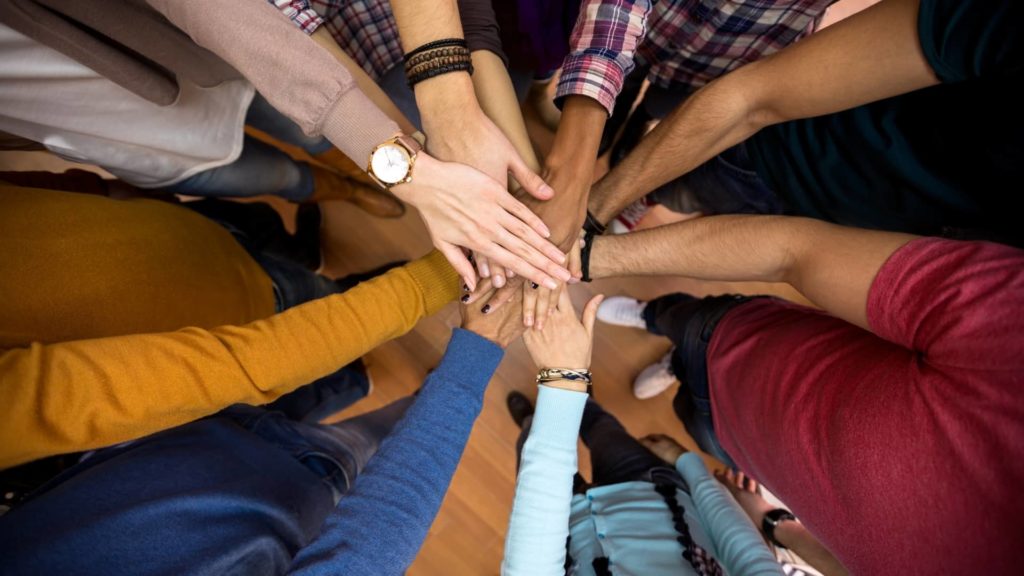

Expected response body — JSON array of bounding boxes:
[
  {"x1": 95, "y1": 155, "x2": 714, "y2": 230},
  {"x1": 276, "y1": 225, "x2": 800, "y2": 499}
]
[
  {"x1": 762, "y1": 508, "x2": 797, "y2": 548},
  {"x1": 366, "y1": 134, "x2": 421, "y2": 189}
]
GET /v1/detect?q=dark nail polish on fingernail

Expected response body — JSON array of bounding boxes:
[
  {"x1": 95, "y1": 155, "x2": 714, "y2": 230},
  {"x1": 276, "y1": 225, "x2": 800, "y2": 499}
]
[
  {"x1": 462, "y1": 284, "x2": 470, "y2": 292},
  {"x1": 530, "y1": 282, "x2": 539, "y2": 289},
  {"x1": 482, "y1": 305, "x2": 491, "y2": 314},
  {"x1": 461, "y1": 294, "x2": 470, "y2": 303}
]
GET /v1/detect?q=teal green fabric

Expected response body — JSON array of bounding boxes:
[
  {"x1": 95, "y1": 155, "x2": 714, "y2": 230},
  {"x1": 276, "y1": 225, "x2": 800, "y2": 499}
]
[{"x1": 747, "y1": 0, "x2": 1022, "y2": 245}]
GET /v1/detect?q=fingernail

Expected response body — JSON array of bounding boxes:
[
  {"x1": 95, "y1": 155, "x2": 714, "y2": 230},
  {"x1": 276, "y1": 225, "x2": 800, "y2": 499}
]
[
  {"x1": 544, "y1": 279, "x2": 558, "y2": 290},
  {"x1": 540, "y1": 183, "x2": 554, "y2": 197},
  {"x1": 524, "y1": 316, "x2": 533, "y2": 326},
  {"x1": 461, "y1": 294, "x2": 470, "y2": 303},
  {"x1": 462, "y1": 284, "x2": 470, "y2": 292},
  {"x1": 530, "y1": 282, "x2": 539, "y2": 289},
  {"x1": 482, "y1": 304, "x2": 491, "y2": 314},
  {"x1": 556, "y1": 268, "x2": 572, "y2": 281}
]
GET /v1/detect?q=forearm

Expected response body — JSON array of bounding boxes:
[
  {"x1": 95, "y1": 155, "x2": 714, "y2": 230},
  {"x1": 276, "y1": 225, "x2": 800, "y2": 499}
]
[
  {"x1": 472, "y1": 50, "x2": 540, "y2": 172},
  {"x1": 311, "y1": 29, "x2": 416, "y2": 135},
  {"x1": 145, "y1": 0, "x2": 399, "y2": 163},
  {"x1": 588, "y1": 76, "x2": 758, "y2": 223},
  {"x1": 539, "y1": 96, "x2": 608, "y2": 244},
  {"x1": 0, "y1": 251, "x2": 459, "y2": 469},
  {"x1": 288, "y1": 329, "x2": 504, "y2": 576},
  {"x1": 589, "y1": 0, "x2": 937, "y2": 224},
  {"x1": 590, "y1": 215, "x2": 915, "y2": 328},
  {"x1": 502, "y1": 386, "x2": 587, "y2": 575},
  {"x1": 774, "y1": 522, "x2": 849, "y2": 576}
]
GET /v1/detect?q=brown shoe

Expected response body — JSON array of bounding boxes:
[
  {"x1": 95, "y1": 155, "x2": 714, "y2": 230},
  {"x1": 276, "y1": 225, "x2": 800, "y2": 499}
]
[{"x1": 309, "y1": 165, "x2": 405, "y2": 218}]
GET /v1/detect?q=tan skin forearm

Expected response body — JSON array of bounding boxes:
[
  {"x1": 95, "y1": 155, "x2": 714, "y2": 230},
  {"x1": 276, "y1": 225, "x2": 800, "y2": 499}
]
[
  {"x1": 311, "y1": 29, "x2": 416, "y2": 134},
  {"x1": 472, "y1": 50, "x2": 540, "y2": 172},
  {"x1": 589, "y1": 215, "x2": 915, "y2": 329},
  {"x1": 588, "y1": 0, "x2": 938, "y2": 224},
  {"x1": 774, "y1": 521, "x2": 849, "y2": 576}
]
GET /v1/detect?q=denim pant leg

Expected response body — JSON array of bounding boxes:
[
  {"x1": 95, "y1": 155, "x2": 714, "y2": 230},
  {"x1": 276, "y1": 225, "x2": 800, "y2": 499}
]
[
  {"x1": 650, "y1": 143, "x2": 782, "y2": 216},
  {"x1": 165, "y1": 135, "x2": 314, "y2": 202},
  {"x1": 579, "y1": 400, "x2": 667, "y2": 487},
  {"x1": 246, "y1": 92, "x2": 334, "y2": 155},
  {"x1": 642, "y1": 294, "x2": 757, "y2": 468}
]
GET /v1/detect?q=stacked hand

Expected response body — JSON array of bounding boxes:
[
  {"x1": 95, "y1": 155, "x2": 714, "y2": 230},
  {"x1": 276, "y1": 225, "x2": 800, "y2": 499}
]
[{"x1": 523, "y1": 289, "x2": 603, "y2": 370}]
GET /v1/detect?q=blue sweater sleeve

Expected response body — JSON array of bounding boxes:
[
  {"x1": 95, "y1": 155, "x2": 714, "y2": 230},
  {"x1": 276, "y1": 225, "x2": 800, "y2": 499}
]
[
  {"x1": 287, "y1": 329, "x2": 504, "y2": 575},
  {"x1": 676, "y1": 454, "x2": 783, "y2": 576},
  {"x1": 501, "y1": 385, "x2": 588, "y2": 576}
]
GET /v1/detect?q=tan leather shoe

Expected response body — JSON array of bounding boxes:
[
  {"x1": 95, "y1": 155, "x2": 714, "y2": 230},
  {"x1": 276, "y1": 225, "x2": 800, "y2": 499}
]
[{"x1": 309, "y1": 165, "x2": 405, "y2": 218}]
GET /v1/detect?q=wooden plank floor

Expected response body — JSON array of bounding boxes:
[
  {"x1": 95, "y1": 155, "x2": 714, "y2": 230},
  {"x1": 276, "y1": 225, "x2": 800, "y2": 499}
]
[{"x1": 315, "y1": 196, "x2": 802, "y2": 574}]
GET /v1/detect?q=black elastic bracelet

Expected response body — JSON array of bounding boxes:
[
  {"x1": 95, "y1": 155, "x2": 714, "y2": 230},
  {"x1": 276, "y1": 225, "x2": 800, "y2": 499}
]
[
  {"x1": 584, "y1": 210, "x2": 607, "y2": 236},
  {"x1": 580, "y1": 228, "x2": 595, "y2": 283},
  {"x1": 403, "y1": 38, "x2": 467, "y2": 63},
  {"x1": 407, "y1": 61, "x2": 474, "y2": 88}
]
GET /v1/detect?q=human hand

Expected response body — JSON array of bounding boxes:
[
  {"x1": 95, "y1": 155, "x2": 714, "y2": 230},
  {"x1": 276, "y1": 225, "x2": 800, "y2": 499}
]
[
  {"x1": 460, "y1": 282, "x2": 526, "y2": 349},
  {"x1": 422, "y1": 101, "x2": 556, "y2": 289},
  {"x1": 522, "y1": 230, "x2": 585, "y2": 329},
  {"x1": 392, "y1": 153, "x2": 570, "y2": 292},
  {"x1": 714, "y1": 468, "x2": 776, "y2": 526},
  {"x1": 523, "y1": 289, "x2": 602, "y2": 369},
  {"x1": 639, "y1": 433, "x2": 688, "y2": 464}
]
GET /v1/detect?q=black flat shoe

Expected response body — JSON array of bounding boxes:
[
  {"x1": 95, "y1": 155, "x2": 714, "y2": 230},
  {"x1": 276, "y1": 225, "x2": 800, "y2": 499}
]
[{"x1": 506, "y1": 391, "x2": 535, "y2": 429}]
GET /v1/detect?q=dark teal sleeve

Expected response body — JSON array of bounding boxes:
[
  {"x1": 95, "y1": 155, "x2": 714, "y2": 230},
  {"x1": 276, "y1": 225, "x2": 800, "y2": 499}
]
[
  {"x1": 287, "y1": 329, "x2": 504, "y2": 576},
  {"x1": 918, "y1": 0, "x2": 1023, "y2": 82}
]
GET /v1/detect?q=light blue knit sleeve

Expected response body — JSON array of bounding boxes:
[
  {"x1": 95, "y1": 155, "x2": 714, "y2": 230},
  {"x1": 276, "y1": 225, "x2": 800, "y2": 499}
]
[
  {"x1": 676, "y1": 453, "x2": 784, "y2": 576},
  {"x1": 500, "y1": 385, "x2": 588, "y2": 576}
]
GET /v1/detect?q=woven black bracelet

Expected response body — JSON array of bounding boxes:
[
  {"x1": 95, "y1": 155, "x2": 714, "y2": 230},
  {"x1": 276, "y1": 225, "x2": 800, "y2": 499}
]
[
  {"x1": 403, "y1": 38, "x2": 467, "y2": 63},
  {"x1": 580, "y1": 228, "x2": 596, "y2": 282},
  {"x1": 407, "y1": 61, "x2": 474, "y2": 88}
]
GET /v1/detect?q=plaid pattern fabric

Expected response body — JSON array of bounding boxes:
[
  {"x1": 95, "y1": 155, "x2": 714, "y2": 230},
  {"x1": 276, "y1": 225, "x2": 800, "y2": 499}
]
[
  {"x1": 271, "y1": 0, "x2": 402, "y2": 81},
  {"x1": 558, "y1": 0, "x2": 830, "y2": 111},
  {"x1": 688, "y1": 543, "x2": 725, "y2": 576},
  {"x1": 555, "y1": 0, "x2": 653, "y2": 113},
  {"x1": 637, "y1": 0, "x2": 829, "y2": 92}
]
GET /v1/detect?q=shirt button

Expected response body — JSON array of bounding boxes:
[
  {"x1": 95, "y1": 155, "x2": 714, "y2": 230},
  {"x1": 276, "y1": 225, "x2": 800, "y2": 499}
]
[{"x1": 597, "y1": 533, "x2": 606, "y2": 539}]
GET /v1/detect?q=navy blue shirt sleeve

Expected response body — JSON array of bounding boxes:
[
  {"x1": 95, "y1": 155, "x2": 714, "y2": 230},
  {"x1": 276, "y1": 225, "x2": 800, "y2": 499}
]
[
  {"x1": 286, "y1": 328, "x2": 504, "y2": 575},
  {"x1": 919, "y1": 0, "x2": 1023, "y2": 82}
]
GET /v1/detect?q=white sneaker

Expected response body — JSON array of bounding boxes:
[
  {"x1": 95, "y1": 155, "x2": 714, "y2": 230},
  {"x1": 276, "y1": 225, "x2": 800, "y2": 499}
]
[
  {"x1": 633, "y1": 349, "x2": 677, "y2": 399},
  {"x1": 597, "y1": 296, "x2": 648, "y2": 329},
  {"x1": 610, "y1": 197, "x2": 652, "y2": 234}
]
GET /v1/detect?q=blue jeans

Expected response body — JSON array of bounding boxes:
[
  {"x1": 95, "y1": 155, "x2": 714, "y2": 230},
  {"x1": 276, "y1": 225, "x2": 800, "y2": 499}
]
[
  {"x1": 163, "y1": 94, "x2": 331, "y2": 202},
  {"x1": 643, "y1": 293, "x2": 764, "y2": 469},
  {"x1": 0, "y1": 396, "x2": 413, "y2": 576}
]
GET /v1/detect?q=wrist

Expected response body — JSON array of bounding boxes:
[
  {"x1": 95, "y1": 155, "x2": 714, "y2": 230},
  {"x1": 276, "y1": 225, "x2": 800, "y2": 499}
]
[
  {"x1": 761, "y1": 508, "x2": 798, "y2": 548},
  {"x1": 389, "y1": 151, "x2": 439, "y2": 203},
  {"x1": 415, "y1": 73, "x2": 479, "y2": 125}
]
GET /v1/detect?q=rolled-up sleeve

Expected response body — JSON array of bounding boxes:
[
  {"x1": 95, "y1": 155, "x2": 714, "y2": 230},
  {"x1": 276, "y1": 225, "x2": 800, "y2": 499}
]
[{"x1": 555, "y1": 0, "x2": 652, "y2": 113}]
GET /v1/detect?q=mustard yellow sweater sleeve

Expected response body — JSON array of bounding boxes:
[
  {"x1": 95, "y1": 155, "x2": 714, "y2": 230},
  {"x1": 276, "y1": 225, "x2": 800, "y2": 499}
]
[{"x1": 0, "y1": 251, "x2": 459, "y2": 470}]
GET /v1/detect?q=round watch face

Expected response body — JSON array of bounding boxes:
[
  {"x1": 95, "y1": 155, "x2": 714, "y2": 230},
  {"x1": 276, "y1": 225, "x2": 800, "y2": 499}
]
[{"x1": 370, "y1": 144, "x2": 411, "y2": 185}]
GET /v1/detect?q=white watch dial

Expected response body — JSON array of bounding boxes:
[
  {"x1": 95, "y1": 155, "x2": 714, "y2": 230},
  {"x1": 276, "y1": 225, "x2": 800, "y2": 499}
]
[{"x1": 371, "y1": 144, "x2": 411, "y2": 184}]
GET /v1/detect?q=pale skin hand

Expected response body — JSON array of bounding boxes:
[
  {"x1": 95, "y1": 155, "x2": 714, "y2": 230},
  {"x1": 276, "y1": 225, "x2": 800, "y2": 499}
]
[
  {"x1": 460, "y1": 284, "x2": 526, "y2": 349},
  {"x1": 523, "y1": 289, "x2": 603, "y2": 369},
  {"x1": 391, "y1": 153, "x2": 570, "y2": 292}
]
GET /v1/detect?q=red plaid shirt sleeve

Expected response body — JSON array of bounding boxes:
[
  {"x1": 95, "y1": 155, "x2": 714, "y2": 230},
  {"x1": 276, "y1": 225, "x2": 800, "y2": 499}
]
[
  {"x1": 270, "y1": 0, "x2": 324, "y2": 35},
  {"x1": 555, "y1": 0, "x2": 652, "y2": 114}
]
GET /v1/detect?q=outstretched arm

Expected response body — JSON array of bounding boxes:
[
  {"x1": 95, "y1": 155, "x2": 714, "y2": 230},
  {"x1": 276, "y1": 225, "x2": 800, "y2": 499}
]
[
  {"x1": 588, "y1": 215, "x2": 915, "y2": 329},
  {"x1": 588, "y1": 0, "x2": 938, "y2": 224}
]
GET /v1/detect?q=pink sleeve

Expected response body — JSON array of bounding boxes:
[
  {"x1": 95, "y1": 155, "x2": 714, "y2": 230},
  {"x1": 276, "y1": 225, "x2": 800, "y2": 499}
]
[
  {"x1": 867, "y1": 237, "x2": 1024, "y2": 370},
  {"x1": 145, "y1": 0, "x2": 399, "y2": 165}
]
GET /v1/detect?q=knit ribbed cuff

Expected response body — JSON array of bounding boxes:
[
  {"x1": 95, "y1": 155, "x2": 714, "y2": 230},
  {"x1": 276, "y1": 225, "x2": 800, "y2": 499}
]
[{"x1": 403, "y1": 250, "x2": 461, "y2": 315}]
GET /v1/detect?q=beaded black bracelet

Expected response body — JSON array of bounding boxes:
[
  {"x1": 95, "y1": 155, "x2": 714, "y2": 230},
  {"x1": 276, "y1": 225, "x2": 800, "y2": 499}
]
[
  {"x1": 403, "y1": 38, "x2": 467, "y2": 63},
  {"x1": 404, "y1": 46, "x2": 471, "y2": 71},
  {"x1": 406, "y1": 54, "x2": 473, "y2": 77},
  {"x1": 407, "y1": 61, "x2": 474, "y2": 88}
]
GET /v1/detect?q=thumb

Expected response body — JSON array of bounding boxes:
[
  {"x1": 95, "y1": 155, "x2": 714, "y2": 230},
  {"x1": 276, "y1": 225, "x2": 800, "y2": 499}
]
[
  {"x1": 509, "y1": 152, "x2": 554, "y2": 201},
  {"x1": 439, "y1": 242, "x2": 478, "y2": 292},
  {"x1": 582, "y1": 294, "x2": 604, "y2": 336}
]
